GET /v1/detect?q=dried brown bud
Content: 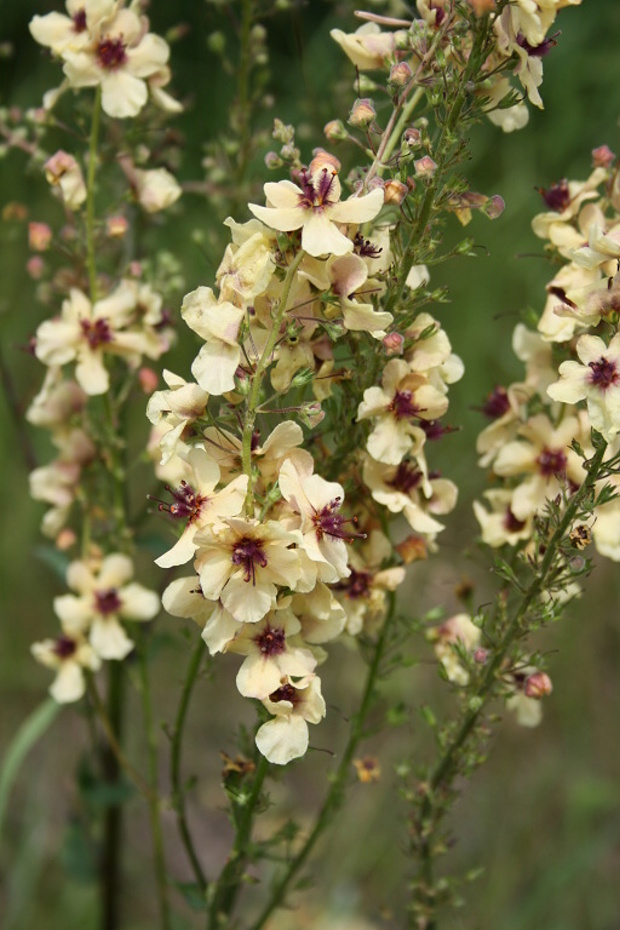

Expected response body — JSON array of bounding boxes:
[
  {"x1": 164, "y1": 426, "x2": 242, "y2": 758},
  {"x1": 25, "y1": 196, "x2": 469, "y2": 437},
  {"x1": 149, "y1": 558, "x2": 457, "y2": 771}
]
[{"x1": 395, "y1": 534, "x2": 427, "y2": 563}]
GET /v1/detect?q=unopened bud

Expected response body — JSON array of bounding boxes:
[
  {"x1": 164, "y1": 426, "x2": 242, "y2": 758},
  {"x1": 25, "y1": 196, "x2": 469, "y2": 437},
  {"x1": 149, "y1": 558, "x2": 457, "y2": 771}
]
[
  {"x1": 592, "y1": 144, "x2": 615, "y2": 168},
  {"x1": 382, "y1": 331, "x2": 405, "y2": 355},
  {"x1": 129, "y1": 260, "x2": 142, "y2": 277},
  {"x1": 298, "y1": 401, "x2": 325, "y2": 428},
  {"x1": 26, "y1": 256, "x2": 45, "y2": 279},
  {"x1": 28, "y1": 221, "x2": 52, "y2": 251},
  {"x1": 415, "y1": 155, "x2": 437, "y2": 178},
  {"x1": 290, "y1": 367, "x2": 315, "y2": 388},
  {"x1": 348, "y1": 97, "x2": 376, "y2": 128},
  {"x1": 383, "y1": 179, "x2": 408, "y2": 205},
  {"x1": 474, "y1": 648, "x2": 489, "y2": 664},
  {"x1": 482, "y1": 194, "x2": 505, "y2": 219},
  {"x1": 264, "y1": 151, "x2": 283, "y2": 170},
  {"x1": 207, "y1": 31, "x2": 226, "y2": 54},
  {"x1": 389, "y1": 61, "x2": 413, "y2": 88},
  {"x1": 404, "y1": 128, "x2": 422, "y2": 147},
  {"x1": 324, "y1": 119, "x2": 348, "y2": 142},
  {"x1": 309, "y1": 149, "x2": 341, "y2": 176},
  {"x1": 138, "y1": 367, "x2": 159, "y2": 394},
  {"x1": 395, "y1": 534, "x2": 427, "y2": 563},
  {"x1": 524, "y1": 671, "x2": 552, "y2": 699},
  {"x1": 106, "y1": 215, "x2": 128, "y2": 238},
  {"x1": 56, "y1": 528, "x2": 77, "y2": 551}
]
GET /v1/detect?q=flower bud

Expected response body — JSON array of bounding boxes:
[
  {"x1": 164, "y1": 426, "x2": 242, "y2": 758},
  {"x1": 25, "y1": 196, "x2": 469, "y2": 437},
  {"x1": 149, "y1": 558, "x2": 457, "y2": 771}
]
[
  {"x1": 138, "y1": 367, "x2": 159, "y2": 394},
  {"x1": 383, "y1": 179, "x2": 409, "y2": 205},
  {"x1": 298, "y1": 401, "x2": 325, "y2": 428},
  {"x1": 592, "y1": 144, "x2": 615, "y2": 168},
  {"x1": 414, "y1": 155, "x2": 438, "y2": 178},
  {"x1": 44, "y1": 150, "x2": 87, "y2": 210},
  {"x1": 134, "y1": 168, "x2": 182, "y2": 214},
  {"x1": 482, "y1": 194, "x2": 505, "y2": 219},
  {"x1": 324, "y1": 119, "x2": 348, "y2": 142},
  {"x1": 264, "y1": 151, "x2": 283, "y2": 170},
  {"x1": 106, "y1": 215, "x2": 128, "y2": 238},
  {"x1": 404, "y1": 128, "x2": 422, "y2": 147},
  {"x1": 309, "y1": 149, "x2": 341, "y2": 176},
  {"x1": 389, "y1": 61, "x2": 413, "y2": 89},
  {"x1": 27, "y1": 256, "x2": 45, "y2": 279},
  {"x1": 28, "y1": 221, "x2": 52, "y2": 251},
  {"x1": 474, "y1": 648, "x2": 489, "y2": 664},
  {"x1": 382, "y1": 331, "x2": 405, "y2": 355},
  {"x1": 348, "y1": 97, "x2": 376, "y2": 128},
  {"x1": 395, "y1": 534, "x2": 427, "y2": 563},
  {"x1": 524, "y1": 672, "x2": 553, "y2": 699}
]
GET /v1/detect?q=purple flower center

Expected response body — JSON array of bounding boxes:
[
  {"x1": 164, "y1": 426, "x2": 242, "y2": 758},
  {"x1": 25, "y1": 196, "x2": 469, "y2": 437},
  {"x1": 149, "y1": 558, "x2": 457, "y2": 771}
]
[
  {"x1": 517, "y1": 30, "x2": 559, "y2": 58},
  {"x1": 354, "y1": 233, "x2": 383, "y2": 259},
  {"x1": 536, "y1": 446, "x2": 567, "y2": 478},
  {"x1": 389, "y1": 462, "x2": 423, "y2": 494},
  {"x1": 536, "y1": 179, "x2": 570, "y2": 212},
  {"x1": 231, "y1": 536, "x2": 268, "y2": 584},
  {"x1": 481, "y1": 386, "x2": 510, "y2": 419},
  {"x1": 81, "y1": 317, "x2": 113, "y2": 349},
  {"x1": 157, "y1": 481, "x2": 206, "y2": 523},
  {"x1": 588, "y1": 355, "x2": 619, "y2": 390},
  {"x1": 254, "y1": 624, "x2": 286, "y2": 656},
  {"x1": 337, "y1": 568, "x2": 371, "y2": 600},
  {"x1": 504, "y1": 508, "x2": 526, "y2": 533},
  {"x1": 298, "y1": 167, "x2": 338, "y2": 212},
  {"x1": 312, "y1": 497, "x2": 345, "y2": 540},
  {"x1": 389, "y1": 389, "x2": 418, "y2": 420},
  {"x1": 53, "y1": 635, "x2": 78, "y2": 659},
  {"x1": 269, "y1": 682, "x2": 299, "y2": 705},
  {"x1": 97, "y1": 37, "x2": 127, "y2": 70},
  {"x1": 72, "y1": 9, "x2": 87, "y2": 32},
  {"x1": 95, "y1": 588, "x2": 122, "y2": 615}
]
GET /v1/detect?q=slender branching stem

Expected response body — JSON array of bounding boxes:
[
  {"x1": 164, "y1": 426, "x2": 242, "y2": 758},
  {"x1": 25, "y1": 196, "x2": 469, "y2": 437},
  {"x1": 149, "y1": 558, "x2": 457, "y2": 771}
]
[
  {"x1": 247, "y1": 593, "x2": 398, "y2": 930},
  {"x1": 86, "y1": 86, "x2": 101, "y2": 304},
  {"x1": 171, "y1": 637, "x2": 208, "y2": 890},
  {"x1": 138, "y1": 634, "x2": 172, "y2": 930}
]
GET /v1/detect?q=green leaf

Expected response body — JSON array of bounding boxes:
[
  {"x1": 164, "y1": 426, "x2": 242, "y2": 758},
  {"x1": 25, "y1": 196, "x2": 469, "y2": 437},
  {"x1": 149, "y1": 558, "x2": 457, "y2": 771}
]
[{"x1": 0, "y1": 698, "x2": 60, "y2": 840}]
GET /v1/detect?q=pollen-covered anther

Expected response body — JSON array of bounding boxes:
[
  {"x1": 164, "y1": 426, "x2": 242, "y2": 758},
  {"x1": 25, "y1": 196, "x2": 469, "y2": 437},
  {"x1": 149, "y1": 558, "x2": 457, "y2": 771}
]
[
  {"x1": 97, "y1": 36, "x2": 128, "y2": 69},
  {"x1": 80, "y1": 317, "x2": 113, "y2": 349},
  {"x1": 231, "y1": 536, "x2": 268, "y2": 584},
  {"x1": 95, "y1": 588, "x2": 122, "y2": 615},
  {"x1": 588, "y1": 356, "x2": 619, "y2": 390},
  {"x1": 536, "y1": 446, "x2": 567, "y2": 478},
  {"x1": 254, "y1": 624, "x2": 286, "y2": 656},
  {"x1": 156, "y1": 481, "x2": 206, "y2": 522}
]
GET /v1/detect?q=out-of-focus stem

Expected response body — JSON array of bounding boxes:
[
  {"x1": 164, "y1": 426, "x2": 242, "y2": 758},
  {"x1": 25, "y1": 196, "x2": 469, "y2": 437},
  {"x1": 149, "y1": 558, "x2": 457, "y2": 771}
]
[
  {"x1": 138, "y1": 635, "x2": 171, "y2": 930},
  {"x1": 247, "y1": 593, "x2": 398, "y2": 930},
  {"x1": 99, "y1": 661, "x2": 124, "y2": 930},
  {"x1": 171, "y1": 638, "x2": 208, "y2": 890},
  {"x1": 86, "y1": 86, "x2": 102, "y2": 303}
]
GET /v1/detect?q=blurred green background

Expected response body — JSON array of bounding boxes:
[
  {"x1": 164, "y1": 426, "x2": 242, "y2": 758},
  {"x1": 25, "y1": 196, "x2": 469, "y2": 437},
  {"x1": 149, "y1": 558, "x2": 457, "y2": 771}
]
[{"x1": 1, "y1": 1, "x2": 620, "y2": 928}]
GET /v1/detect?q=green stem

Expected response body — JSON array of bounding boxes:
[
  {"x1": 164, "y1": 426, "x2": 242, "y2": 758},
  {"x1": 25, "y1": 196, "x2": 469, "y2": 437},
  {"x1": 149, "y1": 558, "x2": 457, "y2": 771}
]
[
  {"x1": 99, "y1": 661, "x2": 124, "y2": 930},
  {"x1": 207, "y1": 753, "x2": 270, "y2": 929},
  {"x1": 247, "y1": 593, "x2": 398, "y2": 930},
  {"x1": 138, "y1": 634, "x2": 171, "y2": 930},
  {"x1": 86, "y1": 86, "x2": 102, "y2": 304},
  {"x1": 171, "y1": 638, "x2": 208, "y2": 890},
  {"x1": 241, "y1": 248, "x2": 305, "y2": 512},
  {"x1": 413, "y1": 441, "x2": 607, "y2": 928}
]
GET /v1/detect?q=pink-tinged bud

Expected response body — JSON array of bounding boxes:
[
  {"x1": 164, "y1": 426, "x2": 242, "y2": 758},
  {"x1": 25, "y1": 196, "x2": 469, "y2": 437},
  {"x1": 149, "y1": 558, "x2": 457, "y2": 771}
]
[
  {"x1": 324, "y1": 119, "x2": 348, "y2": 142},
  {"x1": 264, "y1": 151, "x2": 282, "y2": 170},
  {"x1": 474, "y1": 648, "x2": 489, "y2": 664},
  {"x1": 383, "y1": 331, "x2": 405, "y2": 355},
  {"x1": 395, "y1": 534, "x2": 427, "y2": 563},
  {"x1": 299, "y1": 401, "x2": 325, "y2": 428},
  {"x1": 26, "y1": 256, "x2": 45, "y2": 279},
  {"x1": 389, "y1": 61, "x2": 413, "y2": 87},
  {"x1": 106, "y1": 215, "x2": 128, "y2": 238},
  {"x1": 138, "y1": 367, "x2": 159, "y2": 394},
  {"x1": 383, "y1": 179, "x2": 409, "y2": 205},
  {"x1": 483, "y1": 194, "x2": 505, "y2": 219},
  {"x1": 524, "y1": 671, "x2": 552, "y2": 699},
  {"x1": 592, "y1": 144, "x2": 615, "y2": 168},
  {"x1": 404, "y1": 128, "x2": 422, "y2": 147},
  {"x1": 309, "y1": 149, "x2": 341, "y2": 176},
  {"x1": 414, "y1": 155, "x2": 437, "y2": 178},
  {"x1": 28, "y1": 222, "x2": 52, "y2": 251},
  {"x1": 348, "y1": 97, "x2": 376, "y2": 128},
  {"x1": 56, "y1": 528, "x2": 77, "y2": 551},
  {"x1": 129, "y1": 261, "x2": 143, "y2": 278},
  {"x1": 44, "y1": 150, "x2": 87, "y2": 210}
]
